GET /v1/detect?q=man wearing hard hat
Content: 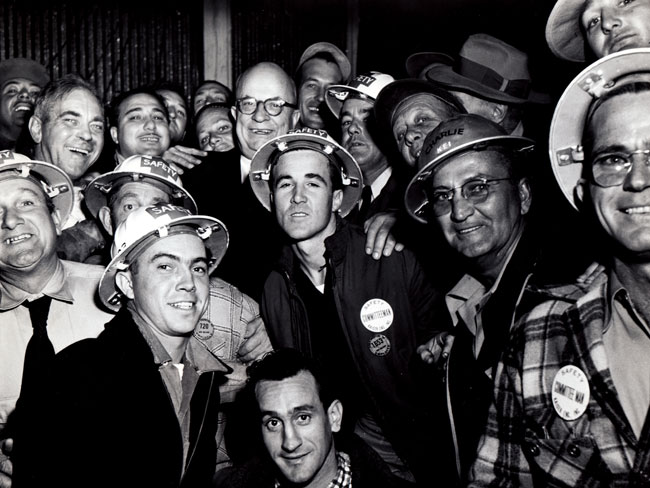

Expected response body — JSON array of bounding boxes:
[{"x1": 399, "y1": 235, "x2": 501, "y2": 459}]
[
  {"x1": 406, "y1": 113, "x2": 538, "y2": 484},
  {"x1": 470, "y1": 48, "x2": 650, "y2": 487},
  {"x1": 0, "y1": 151, "x2": 112, "y2": 487},
  {"x1": 14, "y1": 203, "x2": 231, "y2": 487},
  {"x1": 249, "y1": 127, "x2": 442, "y2": 486}
]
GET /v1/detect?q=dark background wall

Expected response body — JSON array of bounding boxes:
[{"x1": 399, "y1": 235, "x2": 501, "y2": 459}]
[{"x1": 0, "y1": 0, "x2": 586, "y2": 104}]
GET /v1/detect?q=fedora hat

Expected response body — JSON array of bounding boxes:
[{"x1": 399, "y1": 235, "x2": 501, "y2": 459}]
[
  {"x1": 405, "y1": 52, "x2": 454, "y2": 79},
  {"x1": 426, "y1": 33, "x2": 550, "y2": 105}
]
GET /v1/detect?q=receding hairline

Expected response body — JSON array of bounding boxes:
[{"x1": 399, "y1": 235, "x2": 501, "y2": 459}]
[{"x1": 236, "y1": 62, "x2": 297, "y2": 103}]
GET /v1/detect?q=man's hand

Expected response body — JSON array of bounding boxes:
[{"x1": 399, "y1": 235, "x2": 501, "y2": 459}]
[
  {"x1": 576, "y1": 261, "x2": 606, "y2": 285},
  {"x1": 0, "y1": 437, "x2": 13, "y2": 488},
  {"x1": 363, "y1": 211, "x2": 404, "y2": 260},
  {"x1": 237, "y1": 317, "x2": 272, "y2": 363},
  {"x1": 417, "y1": 332, "x2": 454, "y2": 365},
  {"x1": 162, "y1": 145, "x2": 207, "y2": 174}
]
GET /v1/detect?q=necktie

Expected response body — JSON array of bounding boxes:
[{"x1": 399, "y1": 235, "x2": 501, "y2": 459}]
[
  {"x1": 358, "y1": 185, "x2": 373, "y2": 222},
  {"x1": 20, "y1": 296, "x2": 55, "y2": 401}
]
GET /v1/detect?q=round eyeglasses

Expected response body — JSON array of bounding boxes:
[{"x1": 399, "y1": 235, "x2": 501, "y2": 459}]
[
  {"x1": 235, "y1": 97, "x2": 297, "y2": 117},
  {"x1": 592, "y1": 150, "x2": 650, "y2": 187},
  {"x1": 429, "y1": 177, "x2": 511, "y2": 216}
]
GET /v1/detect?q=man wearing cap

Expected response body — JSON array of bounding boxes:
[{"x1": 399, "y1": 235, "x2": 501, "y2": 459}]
[
  {"x1": 469, "y1": 50, "x2": 650, "y2": 486},
  {"x1": 546, "y1": 0, "x2": 650, "y2": 63},
  {"x1": 295, "y1": 42, "x2": 351, "y2": 132},
  {"x1": 406, "y1": 114, "x2": 541, "y2": 484},
  {"x1": 374, "y1": 78, "x2": 465, "y2": 168},
  {"x1": 14, "y1": 203, "x2": 231, "y2": 487},
  {"x1": 325, "y1": 71, "x2": 404, "y2": 224},
  {"x1": 249, "y1": 127, "x2": 442, "y2": 485},
  {"x1": 85, "y1": 155, "x2": 273, "y2": 471},
  {"x1": 0, "y1": 151, "x2": 112, "y2": 488},
  {"x1": 0, "y1": 58, "x2": 49, "y2": 151},
  {"x1": 425, "y1": 33, "x2": 549, "y2": 136}
]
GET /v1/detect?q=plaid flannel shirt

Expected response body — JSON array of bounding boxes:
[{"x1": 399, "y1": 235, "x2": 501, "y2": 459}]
[{"x1": 469, "y1": 275, "x2": 650, "y2": 487}]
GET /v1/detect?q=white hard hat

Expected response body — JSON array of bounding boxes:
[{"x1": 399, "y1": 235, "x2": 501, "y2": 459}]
[{"x1": 98, "y1": 203, "x2": 228, "y2": 311}]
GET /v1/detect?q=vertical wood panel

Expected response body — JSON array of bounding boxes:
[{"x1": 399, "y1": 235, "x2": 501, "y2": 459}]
[{"x1": 0, "y1": 1, "x2": 202, "y2": 105}]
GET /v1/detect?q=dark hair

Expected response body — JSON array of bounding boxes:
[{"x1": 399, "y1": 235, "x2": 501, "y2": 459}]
[
  {"x1": 582, "y1": 81, "x2": 650, "y2": 180},
  {"x1": 107, "y1": 87, "x2": 169, "y2": 129},
  {"x1": 151, "y1": 80, "x2": 187, "y2": 100},
  {"x1": 193, "y1": 79, "x2": 233, "y2": 106},
  {"x1": 33, "y1": 74, "x2": 100, "y2": 126},
  {"x1": 246, "y1": 348, "x2": 337, "y2": 410}
]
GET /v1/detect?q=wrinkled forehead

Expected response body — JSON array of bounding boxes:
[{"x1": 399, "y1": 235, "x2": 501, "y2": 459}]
[
  {"x1": 392, "y1": 93, "x2": 452, "y2": 126},
  {"x1": 2, "y1": 77, "x2": 42, "y2": 90},
  {"x1": 238, "y1": 69, "x2": 295, "y2": 103}
]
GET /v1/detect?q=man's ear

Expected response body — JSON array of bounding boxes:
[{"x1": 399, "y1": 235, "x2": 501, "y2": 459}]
[
  {"x1": 332, "y1": 189, "x2": 343, "y2": 213},
  {"x1": 230, "y1": 106, "x2": 238, "y2": 122},
  {"x1": 98, "y1": 206, "x2": 114, "y2": 236},
  {"x1": 109, "y1": 126, "x2": 119, "y2": 145},
  {"x1": 51, "y1": 208, "x2": 62, "y2": 236},
  {"x1": 291, "y1": 109, "x2": 301, "y2": 129},
  {"x1": 115, "y1": 270, "x2": 135, "y2": 300},
  {"x1": 517, "y1": 177, "x2": 532, "y2": 215},
  {"x1": 29, "y1": 115, "x2": 43, "y2": 144},
  {"x1": 327, "y1": 399, "x2": 343, "y2": 433},
  {"x1": 491, "y1": 103, "x2": 507, "y2": 124}
]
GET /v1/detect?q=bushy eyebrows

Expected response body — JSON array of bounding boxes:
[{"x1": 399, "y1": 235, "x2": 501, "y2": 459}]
[
  {"x1": 260, "y1": 404, "x2": 317, "y2": 418},
  {"x1": 149, "y1": 252, "x2": 207, "y2": 265}
]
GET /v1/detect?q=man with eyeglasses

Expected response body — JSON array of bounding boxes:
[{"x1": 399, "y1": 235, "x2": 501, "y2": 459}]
[
  {"x1": 405, "y1": 114, "x2": 539, "y2": 485},
  {"x1": 184, "y1": 62, "x2": 299, "y2": 300},
  {"x1": 469, "y1": 49, "x2": 650, "y2": 486}
]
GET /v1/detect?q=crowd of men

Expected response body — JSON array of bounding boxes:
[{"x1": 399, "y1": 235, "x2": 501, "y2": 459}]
[{"x1": 2, "y1": 0, "x2": 650, "y2": 486}]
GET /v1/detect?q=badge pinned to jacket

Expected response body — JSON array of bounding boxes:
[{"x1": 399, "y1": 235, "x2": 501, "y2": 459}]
[
  {"x1": 360, "y1": 298, "x2": 394, "y2": 333},
  {"x1": 552, "y1": 365, "x2": 590, "y2": 421}
]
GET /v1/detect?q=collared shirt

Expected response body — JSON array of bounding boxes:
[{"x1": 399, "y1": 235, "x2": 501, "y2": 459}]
[
  {"x1": 367, "y1": 166, "x2": 392, "y2": 204},
  {"x1": 602, "y1": 270, "x2": 650, "y2": 439},
  {"x1": 240, "y1": 155, "x2": 252, "y2": 184},
  {"x1": 274, "y1": 452, "x2": 352, "y2": 488},
  {"x1": 128, "y1": 303, "x2": 228, "y2": 475},
  {"x1": 62, "y1": 185, "x2": 87, "y2": 230},
  {"x1": 0, "y1": 260, "x2": 113, "y2": 432},
  {"x1": 445, "y1": 233, "x2": 521, "y2": 361}
]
